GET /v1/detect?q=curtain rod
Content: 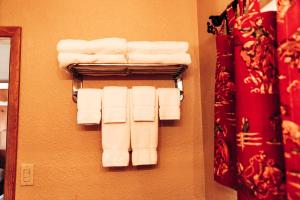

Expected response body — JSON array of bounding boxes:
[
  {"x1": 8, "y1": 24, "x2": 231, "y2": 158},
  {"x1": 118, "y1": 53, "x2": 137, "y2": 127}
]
[{"x1": 207, "y1": 0, "x2": 238, "y2": 34}]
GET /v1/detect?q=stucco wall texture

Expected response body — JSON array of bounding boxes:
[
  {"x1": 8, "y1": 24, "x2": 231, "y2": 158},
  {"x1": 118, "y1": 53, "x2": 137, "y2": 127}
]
[{"x1": 0, "y1": 0, "x2": 209, "y2": 200}]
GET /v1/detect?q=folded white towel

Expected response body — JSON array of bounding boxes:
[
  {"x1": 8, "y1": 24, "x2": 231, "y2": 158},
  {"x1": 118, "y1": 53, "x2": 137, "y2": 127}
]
[
  {"x1": 58, "y1": 53, "x2": 127, "y2": 68},
  {"x1": 130, "y1": 89, "x2": 158, "y2": 166},
  {"x1": 102, "y1": 86, "x2": 128, "y2": 123},
  {"x1": 57, "y1": 38, "x2": 127, "y2": 54},
  {"x1": 127, "y1": 41, "x2": 189, "y2": 54},
  {"x1": 127, "y1": 53, "x2": 192, "y2": 65},
  {"x1": 77, "y1": 88, "x2": 102, "y2": 125},
  {"x1": 93, "y1": 54, "x2": 127, "y2": 64},
  {"x1": 57, "y1": 39, "x2": 86, "y2": 53},
  {"x1": 89, "y1": 38, "x2": 127, "y2": 54},
  {"x1": 102, "y1": 88, "x2": 130, "y2": 167},
  {"x1": 58, "y1": 53, "x2": 94, "y2": 68},
  {"x1": 131, "y1": 86, "x2": 156, "y2": 121},
  {"x1": 157, "y1": 88, "x2": 181, "y2": 120}
]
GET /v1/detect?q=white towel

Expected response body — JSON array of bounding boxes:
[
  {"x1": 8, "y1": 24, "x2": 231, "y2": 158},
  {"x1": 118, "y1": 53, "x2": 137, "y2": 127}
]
[
  {"x1": 130, "y1": 89, "x2": 158, "y2": 166},
  {"x1": 127, "y1": 53, "x2": 192, "y2": 65},
  {"x1": 57, "y1": 39, "x2": 86, "y2": 53},
  {"x1": 77, "y1": 88, "x2": 102, "y2": 125},
  {"x1": 58, "y1": 53, "x2": 127, "y2": 68},
  {"x1": 88, "y1": 38, "x2": 127, "y2": 54},
  {"x1": 93, "y1": 54, "x2": 127, "y2": 64},
  {"x1": 58, "y1": 53, "x2": 94, "y2": 68},
  {"x1": 131, "y1": 86, "x2": 156, "y2": 121},
  {"x1": 102, "y1": 87, "x2": 130, "y2": 167},
  {"x1": 102, "y1": 86, "x2": 128, "y2": 123},
  {"x1": 127, "y1": 41, "x2": 189, "y2": 54},
  {"x1": 157, "y1": 88, "x2": 181, "y2": 120},
  {"x1": 57, "y1": 38, "x2": 127, "y2": 54}
]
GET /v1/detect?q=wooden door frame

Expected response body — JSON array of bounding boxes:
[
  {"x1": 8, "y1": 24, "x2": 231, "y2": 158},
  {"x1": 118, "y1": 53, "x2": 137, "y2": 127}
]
[{"x1": 0, "y1": 26, "x2": 21, "y2": 200}]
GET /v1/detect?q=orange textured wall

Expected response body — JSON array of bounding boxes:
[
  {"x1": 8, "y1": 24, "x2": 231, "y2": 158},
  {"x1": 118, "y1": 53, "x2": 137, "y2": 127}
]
[
  {"x1": 197, "y1": 0, "x2": 237, "y2": 200},
  {"x1": 0, "y1": 0, "x2": 205, "y2": 200}
]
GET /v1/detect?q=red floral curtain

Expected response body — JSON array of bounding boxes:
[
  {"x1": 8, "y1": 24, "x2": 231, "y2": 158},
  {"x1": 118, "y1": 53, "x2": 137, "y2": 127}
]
[
  {"x1": 234, "y1": 0, "x2": 285, "y2": 199},
  {"x1": 277, "y1": 0, "x2": 300, "y2": 199},
  {"x1": 213, "y1": 6, "x2": 237, "y2": 189},
  {"x1": 213, "y1": 0, "x2": 300, "y2": 199}
]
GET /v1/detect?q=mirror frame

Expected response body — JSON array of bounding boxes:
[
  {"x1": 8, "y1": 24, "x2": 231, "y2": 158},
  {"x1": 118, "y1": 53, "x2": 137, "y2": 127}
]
[{"x1": 0, "y1": 27, "x2": 21, "y2": 200}]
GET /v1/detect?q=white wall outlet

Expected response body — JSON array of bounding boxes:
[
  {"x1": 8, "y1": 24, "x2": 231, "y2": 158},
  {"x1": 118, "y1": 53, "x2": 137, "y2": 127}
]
[{"x1": 20, "y1": 163, "x2": 34, "y2": 186}]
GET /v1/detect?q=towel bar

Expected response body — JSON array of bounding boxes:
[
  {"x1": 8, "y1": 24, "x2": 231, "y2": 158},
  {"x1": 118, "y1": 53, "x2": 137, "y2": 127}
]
[{"x1": 66, "y1": 63, "x2": 188, "y2": 102}]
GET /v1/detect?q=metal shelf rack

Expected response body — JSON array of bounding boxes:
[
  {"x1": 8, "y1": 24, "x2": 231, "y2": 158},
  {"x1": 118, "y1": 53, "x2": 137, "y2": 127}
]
[{"x1": 66, "y1": 63, "x2": 188, "y2": 102}]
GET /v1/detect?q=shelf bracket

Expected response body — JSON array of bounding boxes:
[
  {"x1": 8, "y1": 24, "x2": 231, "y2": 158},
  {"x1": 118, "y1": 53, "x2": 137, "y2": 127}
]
[
  {"x1": 175, "y1": 75, "x2": 184, "y2": 101},
  {"x1": 72, "y1": 74, "x2": 83, "y2": 103}
]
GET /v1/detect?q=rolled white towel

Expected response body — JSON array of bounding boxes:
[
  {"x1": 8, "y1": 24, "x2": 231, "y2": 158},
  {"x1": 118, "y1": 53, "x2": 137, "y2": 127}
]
[
  {"x1": 127, "y1": 53, "x2": 192, "y2": 65},
  {"x1": 57, "y1": 38, "x2": 127, "y2": 54},
  {"x1": 58, "y1": 53, "x2": 127, "y2": 68},
  {"x1": 127, "y1": 41, "x2": 189, "y2": 54}
]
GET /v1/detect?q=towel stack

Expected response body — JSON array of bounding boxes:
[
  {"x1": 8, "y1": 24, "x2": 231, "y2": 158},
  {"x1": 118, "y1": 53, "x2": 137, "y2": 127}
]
[
  {"x1": 127, "y1": 41, "x2": 191, "y2": 65},
  {"x1": 57, "y1": 38, "x2": 127, "y2": 68},
  {"x1": 57, "y1": 38, "x2": 191, "y2": 67},
  {"x1": 76, "y1": 86, "x2": 181, "y2": 167}
]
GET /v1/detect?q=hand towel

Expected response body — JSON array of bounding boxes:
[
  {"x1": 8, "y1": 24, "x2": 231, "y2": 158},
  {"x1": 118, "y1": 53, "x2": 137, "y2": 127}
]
[
  {"x1": 131, "y1": 86, "x2": 156, "y2": 121},
  {"x1": 77, "y1": 88, "x2": 102, "y2": 125},
  {"x1": 130, "y1": 89, "x2": 159, "y2": 166},
  {"x1": 58, "y1": 53, "x2": 127, "y2": 68},
  {"x1": 127, "y1": 41, "x2": 189, "y2": 54},
  {"x1": 157, "y1": 88, "x2": 181, "y2": 120},
  {"x1": 127, "y1": 53, "x2": 192, "y2": 65},
  {"x1": 57, "y1": 38, "x2": 127, "y2": 54},
  {"x1": 102, "y1": 87, "x2": 130, "y2": 167},
  {"x1": 102, "y1": 86, "x2": 128, "y2": 123}
]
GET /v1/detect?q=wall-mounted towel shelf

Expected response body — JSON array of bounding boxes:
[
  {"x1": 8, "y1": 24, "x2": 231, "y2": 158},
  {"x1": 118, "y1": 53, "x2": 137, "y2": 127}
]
[{"x1": 66, "y1": 63, "x2": 188, "y2": 102}]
